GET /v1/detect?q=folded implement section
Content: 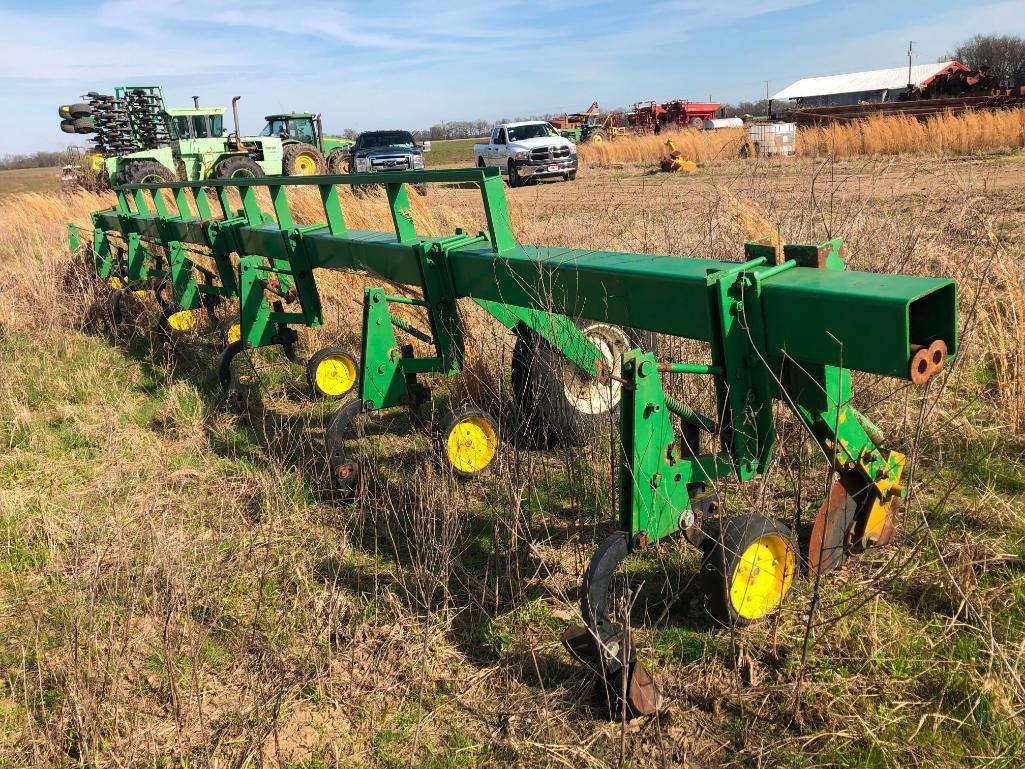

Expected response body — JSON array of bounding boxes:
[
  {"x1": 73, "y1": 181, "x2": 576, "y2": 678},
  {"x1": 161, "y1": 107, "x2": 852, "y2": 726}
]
[{"x1": 70, "y1": 169, "x2": 957, "y2": 716}]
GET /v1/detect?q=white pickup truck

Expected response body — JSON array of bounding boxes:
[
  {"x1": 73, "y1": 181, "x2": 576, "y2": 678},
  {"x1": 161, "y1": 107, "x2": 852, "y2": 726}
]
[{"x1": 474, "y1": 121, "x2": 577, "y2": 187}]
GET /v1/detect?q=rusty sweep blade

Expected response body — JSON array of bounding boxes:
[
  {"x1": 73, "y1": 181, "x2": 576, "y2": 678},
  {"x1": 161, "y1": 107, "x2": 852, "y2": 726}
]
[
  {"x1": 622, "y1": 659, "x2": 663, "y2": 716},
  {"x1": 809, "y1": 479, "x2": 858, "y2": 577}
]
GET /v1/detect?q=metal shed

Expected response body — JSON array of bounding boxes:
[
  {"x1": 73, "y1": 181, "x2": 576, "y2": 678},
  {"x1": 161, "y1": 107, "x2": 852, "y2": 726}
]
[{"x1": 771, "y1": 61, "x2": 969, "y2": 107}]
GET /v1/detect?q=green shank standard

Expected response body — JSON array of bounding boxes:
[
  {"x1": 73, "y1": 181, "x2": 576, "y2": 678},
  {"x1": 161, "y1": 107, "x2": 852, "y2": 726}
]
[{"x1": 70, "y1": 168, "x2": 957, "y2": 715}]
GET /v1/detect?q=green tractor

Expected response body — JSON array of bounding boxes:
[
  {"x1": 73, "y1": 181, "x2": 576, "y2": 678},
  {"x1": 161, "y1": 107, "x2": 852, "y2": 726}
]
[
  {"x1": 106, "y1": 97, "x2": 285, "y2": 185},
  {"x1": 260, "y1": 112, "x2": 355, "y2": 174}
]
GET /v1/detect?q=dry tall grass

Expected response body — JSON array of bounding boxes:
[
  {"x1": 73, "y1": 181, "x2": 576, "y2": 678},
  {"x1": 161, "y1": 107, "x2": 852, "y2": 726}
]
[
  {"x1": 580, "y1": 108, "x2": 1025, "y2": 166},
  {"x1": 579, "y1": 128, "x2": 745, "y2": 165}
]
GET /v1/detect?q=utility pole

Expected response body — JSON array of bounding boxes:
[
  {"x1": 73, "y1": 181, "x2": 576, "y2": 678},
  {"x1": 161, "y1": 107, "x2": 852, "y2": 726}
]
[
  {"x1": 907, "y1": 41, "x2": 915, "y2": 86},
  {"x1": 765, "y1": 80, "x2": 770, "y2": 117}
]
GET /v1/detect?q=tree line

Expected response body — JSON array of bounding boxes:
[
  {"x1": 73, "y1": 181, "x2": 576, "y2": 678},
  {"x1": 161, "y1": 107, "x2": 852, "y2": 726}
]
[{"x1": 0, "y1": 151, "x2": 67, "y2": 171}]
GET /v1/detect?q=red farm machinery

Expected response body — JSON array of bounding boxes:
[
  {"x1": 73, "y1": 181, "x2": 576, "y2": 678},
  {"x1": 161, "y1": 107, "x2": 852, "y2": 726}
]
[{"x1": 628, "y1": 99, "x2": 721, "y2": 131}]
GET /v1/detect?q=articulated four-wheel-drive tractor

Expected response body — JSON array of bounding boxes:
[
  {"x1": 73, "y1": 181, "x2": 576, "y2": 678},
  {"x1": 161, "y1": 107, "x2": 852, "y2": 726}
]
[
  {"x1": 259, "y1": 112, "x2": 355, "y2": 174},
  {"x1": 106, "y1": 97, "x2": 285, "y2": 185}
]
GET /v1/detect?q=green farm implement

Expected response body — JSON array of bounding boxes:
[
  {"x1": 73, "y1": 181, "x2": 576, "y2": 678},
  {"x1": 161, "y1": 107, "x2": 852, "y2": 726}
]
[{"x1": 69, "y1": 168, "x2": 957, "y2": 716}]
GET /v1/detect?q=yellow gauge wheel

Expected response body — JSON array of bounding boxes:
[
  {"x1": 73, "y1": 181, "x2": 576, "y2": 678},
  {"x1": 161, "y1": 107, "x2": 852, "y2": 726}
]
[
  {"x1": 166, "y1": 308, "x2": 199, "y2": 332},
  {"x1": 133, "y1": 290, "x2": 149, "y2": 300},
  {"x1": 307, "y1": 347, "x2": 359, "y2": 398},
  {"x1": 704, "y1": 514, "x2": 799, "y2": 626},
  {"x1": 294, "y1": 152, "x2": 319, "y2": 175},
  {"x1": 441, "y1": 410, "x2": 498, "y2": 477},
  {"x1": 729, "y1": 533, "x2": 796, "y2": 621},
  {"x1": 225, "y1": 321, "x2": 242, "y2": 346},
  {"x1": 108, "y1": 276, "x2": 124, "y2": 289}
]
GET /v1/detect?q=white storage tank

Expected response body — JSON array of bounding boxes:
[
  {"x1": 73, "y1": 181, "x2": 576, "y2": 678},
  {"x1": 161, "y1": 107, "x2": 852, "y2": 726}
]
[
  {"x1": 745, "y1": 122, "x2": 796, "y2": 156},
  {"x1": 703, "y1": 117, "x2": 744, "y2": 130}
]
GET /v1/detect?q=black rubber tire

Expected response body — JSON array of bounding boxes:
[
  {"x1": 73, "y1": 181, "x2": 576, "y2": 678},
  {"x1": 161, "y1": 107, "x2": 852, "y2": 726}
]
[
  {"x1": 434, "y1": 407, "x2": 500, "y2": 479},
  {"x1": 214, "y1": 156, "x2": 263, "y2": 179},
  {"x1": 511, "y1": 322, "x2": 656, "y2": 448},
  {"x1": 60, "y1": 120, "x2": 77, "y2": 134},
  {"x1": 477, "y1": 157, "x2": 486, "y2": 168},
  {"x1": 588, "y1": 129, "x2": 608, "y2": 143},
  {"x1": 69, "y1": 103, "x2": 92, "y2": 118},
  {"x1": 507, "y1": 161, "x2": 521, "y2": 188},
  {"x1": 282, "y1": 142, "x2": 326, "y2": 176},
  {"x1": 326, "y1": 397, "x2": 364, "y2": 496},
  {"x1": 108, "y1": 289, "x2": 126, "y2": 330},
  {"x1": 306, "y1": 346, "x2": 360, "y2": 399},
  {"x1": 121, "y1": 160, "x2": 175, "y2": 185},
  {"x1": 58, "y1": 106, "x2": 73, "y2": 120},
  {"x1": 73, "y1": 118, "x2": 95, "y2": 134},
  {"x1": 701, "y1": 515, "x2": 800, "y2": 627},
  {"x1": 326, "y1": 149, "x2": 350, "y2": 174},
  {"x1": 564, "y1": 170, "x2": 577, "y2": 182}
]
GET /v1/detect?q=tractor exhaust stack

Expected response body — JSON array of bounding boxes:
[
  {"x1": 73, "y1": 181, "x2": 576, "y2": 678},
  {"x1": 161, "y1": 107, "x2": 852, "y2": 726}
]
[{"x1": 231, "y1": 96, "x2": 242, "y2": 151}]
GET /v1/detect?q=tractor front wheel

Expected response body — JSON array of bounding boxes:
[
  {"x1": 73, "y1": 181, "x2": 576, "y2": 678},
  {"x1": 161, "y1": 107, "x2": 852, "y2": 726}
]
[
  {"x1": 120, "y1": 160, "x2": 176, "y2": 185},
  {"x1": 215, "y1": 156, "x2": 263, "y2": 179},
  {"x1": 283, "y1": 143, "x2": 326, "y2": 176},
  {"x1": 327, "y1": 149, "x2": 350, "y2": 174}
]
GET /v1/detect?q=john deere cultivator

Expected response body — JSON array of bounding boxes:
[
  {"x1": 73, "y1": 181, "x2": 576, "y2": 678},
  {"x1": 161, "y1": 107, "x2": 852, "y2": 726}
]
[{"x1": 69, "y1": 168, "x2": 957, "y2": 715}]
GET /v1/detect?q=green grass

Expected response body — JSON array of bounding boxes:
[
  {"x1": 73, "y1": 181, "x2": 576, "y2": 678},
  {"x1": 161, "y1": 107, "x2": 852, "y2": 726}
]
[
  {"x1": 423, "y1": 137, "x2": 484, "y2": 168},
  {"x1": 0, "y1": 166, "x2": 58, "y2": 195}
]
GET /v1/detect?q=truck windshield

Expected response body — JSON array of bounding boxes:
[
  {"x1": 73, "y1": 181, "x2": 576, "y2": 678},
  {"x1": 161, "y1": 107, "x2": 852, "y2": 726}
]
[
  {"x1": 507, "y1": 123, "x2": 558, "y2": 141},
  {"x1": 356, "y1": 131, "x2": 415, "y2": 150},
  {"x1": 261, "y1": 118, "x2": 315, "y2": 142}
]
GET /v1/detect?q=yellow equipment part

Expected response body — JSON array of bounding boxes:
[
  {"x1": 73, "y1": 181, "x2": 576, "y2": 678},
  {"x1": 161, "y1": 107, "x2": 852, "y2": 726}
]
[
  {"x1": 730, "y1": 533, "x2": 796, "y2": 620},
  {"x1": 226, "y1": 322, "x2": 242, "y2": 346},
  {"x1": 660, "y1": 139, "x2": 697, "y2": 172},
  {"x1": 90, "y1": 153, "x2": 105, "y2": 173},
  {"x1": 167, "y1": 309, "x2": 199, "y2": 332},
  {"x1": 446, "y1": 415, "x2": 498, "y2": 475},
  {"x1": 860, "y1": 451, "x2": 906, "y2": 546},
  {"x1": 108, "y1": 276, "x2": 123, "y2": 289},
  {"x1": 294, "y1": 151, "x2": 319, "y2": 175},
  {"x1": 314, "y1": 353, "x2": 358, "y2": 397}
]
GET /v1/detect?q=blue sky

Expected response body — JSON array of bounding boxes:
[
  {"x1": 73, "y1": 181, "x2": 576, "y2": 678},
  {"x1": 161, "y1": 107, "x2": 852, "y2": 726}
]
[{"x1": 1, "y1": 0, "x2": 1024, "y2": 155}]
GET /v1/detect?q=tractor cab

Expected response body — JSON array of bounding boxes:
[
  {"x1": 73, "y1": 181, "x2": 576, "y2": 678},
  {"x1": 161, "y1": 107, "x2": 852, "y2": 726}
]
[
  {"x1": 165, "y1": 107, "x2": 228, "y2": 142},
  {"x1": 261, "y1": 113, "x2": 319, "y2": 144}
]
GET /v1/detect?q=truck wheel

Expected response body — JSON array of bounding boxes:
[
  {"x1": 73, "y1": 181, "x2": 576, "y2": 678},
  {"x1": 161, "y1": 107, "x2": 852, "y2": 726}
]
[
  {"x1": 215, "y1": 156, "x2": 263, "y2": 179},
  {"x1": 477, "y1": 157, "x2": 486, "y2": 168},
  {"x1": 121, "y1": 160, "x2": 176, "y2": 185},
  {"x1": 507, "y1": 161, "x2": 521, "y2": 188},
  {"x1": 327, "y1": 149, "x2": 350, "y2": 174},
  {"x1": 564, "y1": 170, "x2": 577, "y2": 182},
  {"x1": 588, "y1": 129, "x2": 607, "y2": 143},
  {"x1": 283, "y1": 143, "x2": 325, "y2": 176}
]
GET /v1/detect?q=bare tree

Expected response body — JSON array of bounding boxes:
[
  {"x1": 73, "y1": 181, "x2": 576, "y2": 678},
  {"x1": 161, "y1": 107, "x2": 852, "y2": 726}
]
[{"x1": 945, "y1": 34, "x2": 1025, "y2": 87}]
